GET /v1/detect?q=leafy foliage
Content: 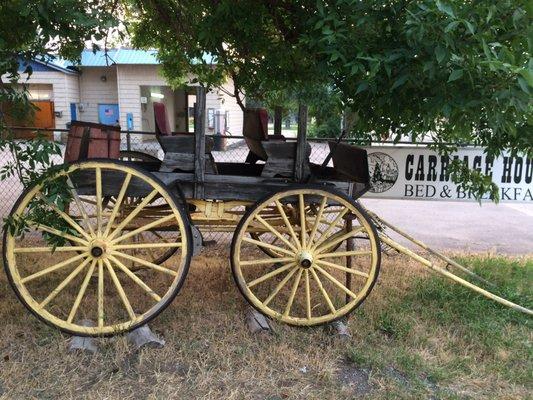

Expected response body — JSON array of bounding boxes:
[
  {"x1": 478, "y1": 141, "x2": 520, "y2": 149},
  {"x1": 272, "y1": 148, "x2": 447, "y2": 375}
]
[
  {"x1": 131, "y1": 0, "x2": 532, "y2": 198},
  {"x1": 0, "y1": 0, "x2": 119, "y2": 236}
]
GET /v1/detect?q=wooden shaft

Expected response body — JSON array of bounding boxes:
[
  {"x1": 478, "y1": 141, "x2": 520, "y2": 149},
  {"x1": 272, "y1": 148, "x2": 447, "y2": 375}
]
[
  {"x1": 379, "y1": 234, "x2": 533, "y2": 316},
  {"x1": 367, "y1": 210, "x2": 495, "y2": 287}
]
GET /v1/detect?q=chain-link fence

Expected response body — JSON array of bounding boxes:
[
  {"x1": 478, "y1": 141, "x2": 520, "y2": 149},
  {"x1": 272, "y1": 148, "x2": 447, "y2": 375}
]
[{"x1": 1, "y1": 127, "x2": 411, "y2": 245}]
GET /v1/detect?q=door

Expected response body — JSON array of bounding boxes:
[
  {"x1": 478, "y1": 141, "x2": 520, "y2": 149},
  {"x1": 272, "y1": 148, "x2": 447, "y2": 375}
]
[
  {"x1": 1, "y1": 100, "x2": 55, "y2": 139},
  {"x1": 98, "y1": 104, "x2": 120, "y2": 126}
]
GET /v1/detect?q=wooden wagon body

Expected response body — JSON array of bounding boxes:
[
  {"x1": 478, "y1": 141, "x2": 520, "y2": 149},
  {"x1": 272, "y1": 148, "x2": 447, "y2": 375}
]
[{"x1": 3, "y1": 87, "x2": 382, "y2": 336}]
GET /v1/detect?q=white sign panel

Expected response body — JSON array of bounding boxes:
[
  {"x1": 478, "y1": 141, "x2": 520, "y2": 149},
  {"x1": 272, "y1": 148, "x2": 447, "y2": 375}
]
[{"x1": 362, "y1": 146, "x2": 532, "y2": 202}]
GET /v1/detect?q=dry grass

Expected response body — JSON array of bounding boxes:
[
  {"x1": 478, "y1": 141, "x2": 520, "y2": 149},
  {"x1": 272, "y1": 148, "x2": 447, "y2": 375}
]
[{"x1": 0, "y1": 249, "x2": 531, "y2": 400}]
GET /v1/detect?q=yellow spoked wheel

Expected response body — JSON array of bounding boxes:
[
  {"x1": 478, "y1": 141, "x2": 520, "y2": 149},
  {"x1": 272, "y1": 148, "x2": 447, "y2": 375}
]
[
  {"x1": 231, "y1": 186, "x2": 380, "y2": 326},
  {"x1": 3, "y1": 160, "x2": 192, "y2": 336},
  {"x1": 96, "y1": 196, "x2": 181, "y2": 269}
]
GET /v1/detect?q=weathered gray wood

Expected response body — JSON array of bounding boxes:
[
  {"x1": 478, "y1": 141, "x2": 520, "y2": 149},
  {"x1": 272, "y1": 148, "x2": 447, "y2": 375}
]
[
  {"x1": 152, "y1": 171, "x2": 352, "y2": 202},
  {"x1": 295, "y1": 104, "x2": 308, "y2": 182},
  {"x1": 245, "y1": 307, "x2": 271, "y2": 333},
  {"x1": 160, "y1": 152, "x2": 216, "y2": 174},
  {"x1": 274, "y1": 106, "x2": 282, "y2": 136},
  {"x1": 328, "y1": 142, "x2": 370, "y2": 185},
  {"x1": 127, "y1": 324, "x2": 165, "y2": 350},
  {"x1": 194, "y1": 86, "x2": 206, "y2": 198},
  {"x1": 69, "y1": 319, "x2": 98, "y2": 353},
  {"x1": 261, "y1": 141, "x2": 311, "y2": 178}
]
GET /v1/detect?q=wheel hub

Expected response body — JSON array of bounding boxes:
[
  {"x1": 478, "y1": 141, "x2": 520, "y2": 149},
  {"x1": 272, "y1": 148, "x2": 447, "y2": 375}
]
[
  {"x1": 90, "y1": 240, "x2": 107, "y2": 258},
  {"x1": 91, "y1": 246, "x2": 104, "y2": 258},
  {"x1": 298, "y1": 250, "x2": 313, "y2": 268}
]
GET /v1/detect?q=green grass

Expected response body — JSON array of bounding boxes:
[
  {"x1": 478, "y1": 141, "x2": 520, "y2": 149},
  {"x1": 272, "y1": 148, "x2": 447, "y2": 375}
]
[
  {"x1": 346, "y1": 256, "x2": 532, "y2": 398},
  {"x1": 0, "y1": 253, "x2": 530, "y2": 399}
]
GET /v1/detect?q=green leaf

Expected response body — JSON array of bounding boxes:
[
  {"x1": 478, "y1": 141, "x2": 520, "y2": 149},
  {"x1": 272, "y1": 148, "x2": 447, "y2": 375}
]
[
  {"x1": 391, "y1": 75, "x2": 409, "y2": 90},
  {"x1": 518, "y1": 69, "x2": 533, "y2": 87},
  {"x1": 517, "y1": 77, "x2": 529, "y2": 94},
  {"x1": 435, "y1": 46, "x2": 446, "y2": 63},
  {"x1": 464, "y1": 21, "x2": 475, "y2": 35},
  {"x1": 356, "y1": 81, "x2": 369, "y2": 94},
  {"x1": 436, "y1": 1, "x2": 455, "y2": 18},
  {"x1": 448, "y1": 69, "x2": 463, "y2": 82},
  {"x1": 445, "y1": 21, "x2": 460, "y2": 32}
]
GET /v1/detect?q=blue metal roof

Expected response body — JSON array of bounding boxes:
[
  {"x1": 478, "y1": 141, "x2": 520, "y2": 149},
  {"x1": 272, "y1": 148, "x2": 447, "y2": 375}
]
[
  {"x1": 79, "y1": 49, "x2": 159, "y2": 66},
  {"x1": 24, "y1": 49, "x2": 214, "y2": 71}
]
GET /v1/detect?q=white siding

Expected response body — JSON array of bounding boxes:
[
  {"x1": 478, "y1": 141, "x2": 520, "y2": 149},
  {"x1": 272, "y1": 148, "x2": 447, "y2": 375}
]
[
  {"x1": 116, "y1": 65, "x2": 166, "y2": 130},
  {"x1": 1, "y1": 70, "x2": 76, "y2": 129},
  {"x1": 217, "y1": 79, "x2": 243, "y2": 136},
  {"x1": 78, "y1": 67, "x2": 118, "y2": 123}
]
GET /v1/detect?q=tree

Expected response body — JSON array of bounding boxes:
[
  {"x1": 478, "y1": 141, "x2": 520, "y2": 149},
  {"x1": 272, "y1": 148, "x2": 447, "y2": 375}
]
[
  {"x1": 0, "y1": 0, "x2": 120, "y2": 186},
  {"x1": 130, "y1": 0, "x2": 532, "y2": 199},
  {"x1": 0, "y1": 1, "x2": 120, "y2": 237}
]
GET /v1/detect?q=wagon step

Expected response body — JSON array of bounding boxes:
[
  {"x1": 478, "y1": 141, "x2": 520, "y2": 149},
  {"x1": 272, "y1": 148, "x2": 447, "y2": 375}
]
[{"x1": 363, "y1": 207, "x2": 533, "y2": 317}]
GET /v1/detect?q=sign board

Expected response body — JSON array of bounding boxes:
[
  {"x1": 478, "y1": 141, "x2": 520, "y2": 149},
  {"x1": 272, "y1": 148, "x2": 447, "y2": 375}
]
[{"x1": 362, "y1": 146, "x2": 532, "y2": 203}]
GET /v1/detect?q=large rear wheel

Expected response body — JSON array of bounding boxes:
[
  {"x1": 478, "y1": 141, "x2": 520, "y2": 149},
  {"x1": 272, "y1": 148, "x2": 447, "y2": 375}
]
[{"x1": 3, "y1": 160, "x2": 192, "y2": 336}]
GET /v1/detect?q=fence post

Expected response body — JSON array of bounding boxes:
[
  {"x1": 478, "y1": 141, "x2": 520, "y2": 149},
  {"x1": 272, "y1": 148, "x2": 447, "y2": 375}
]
[{"x1": 126, "y1": 130, "x2": 131, "y2": 152}]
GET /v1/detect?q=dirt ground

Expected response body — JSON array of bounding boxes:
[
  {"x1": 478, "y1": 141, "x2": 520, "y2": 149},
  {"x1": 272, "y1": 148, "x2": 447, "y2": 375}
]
[{"x1": 0, "y1": 248, "x2": 530, "y2": 400}]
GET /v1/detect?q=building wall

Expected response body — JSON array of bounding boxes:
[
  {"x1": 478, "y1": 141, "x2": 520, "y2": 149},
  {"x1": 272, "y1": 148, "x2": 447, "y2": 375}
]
[
  {"x1": 116, "y1": 65, "x2": 165, "y2": 131},
  {"x1": 217, "y1": 79, "x2": 243, "y2": 136},
  {"x1": 2, "y1": 64, "x2": 244, "y2": 135},
  {"x1": 78, "y1": 66, "x2": 118, "y2": 124},
  {"x1": 1, "y1": 70, "x2": 78, "y2": 129}
]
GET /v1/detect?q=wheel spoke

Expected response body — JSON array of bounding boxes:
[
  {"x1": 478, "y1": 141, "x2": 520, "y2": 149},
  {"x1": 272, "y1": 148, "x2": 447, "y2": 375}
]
[
  {"x1": 263, "y1": 267, "x2": 298, "y2": 307},
  {"x1": 103, "y1": 172, "x2": 131, "y2": 236},
  {"x1": 311, "y1": 208, "x2": 349, "y2": 251},
  {"x1": 305, "y1": 269, "x2": 312, "y2": 319},
  {"x1": 37, "y1": 195, "x2": 92, "y2": 241},
  {"x1": 310, "y1": 268, "x2": 336, "y2": 314},
  {"x1": 314, "y1": 265, "x2": 358, "y2": 299},
  {"x1": 111, "y1": 251, "x2": 178, "y2": 276},
  {"x1": 67, "y1": 259, "x2": 97, "y2": 323},
  {"x1": 28, "y1": 221, "x2": 88, "y2": 246},
  {"x1": 97, "y1": 259, "x2": 104, "y2": 328},
  {"x1": 14, "y1": 246, "x2": 86, "y2": 253},
  {"x1": 315, "y1": 227, "x2": 365, "y2": 254},
  {"x1": 247, "y1": 262, "x2": 296, "y2": 288},
  {"x1": 107, "y1": 189, "x2": 159, "y2": 241},
  {"x1": 242, "y1": 236, "x2": 294, "y2": 256},
  {"x1": 111, "y1": 214, "x2": 176, "y2": 244},
  {"x1": 255, "y1": 215, "x2": 298, "y2": 253},
  {"x1": 113, "y1": 242, "x2": 182, "y2": 250},
  {"x1": 315, "y1": 259, "x2": 369, "y2": 278},
  {"x1": 21, "y1": 252, "x2": 89, "y2": 283},
  {"x1": 298, "y1": 194, "x2": 306, "y2": 248},
  {"x1": 104, "y1": 259, "x2": 136, "y2": 320},
  {"x1": 66, "y1": 176, "x2": 95, "y2": 236},
  {"x1": 308, "y1": 196, "x2": 327, "y2": 246},
  {"x1": 240, "y1": 257, "x2": 294, "y2": 267},
  {"x1": 39, "y1": 257, "x2": 92, "y2": 308},
  {"x1": 283, "y1": 268, "x2": 303, "y2": 317},
  {"x1": 95, "y1": 167, "x2": 103, "y2": 235},
  {"x1": 274, "y1": 200, "x2": 301, "y2": 250},
  {"x1": 317, "y1": 250, "x2": 371, "y2": 259},
  {"x1": 108, "y1": 255, "x2": 162, "y2": 302}
]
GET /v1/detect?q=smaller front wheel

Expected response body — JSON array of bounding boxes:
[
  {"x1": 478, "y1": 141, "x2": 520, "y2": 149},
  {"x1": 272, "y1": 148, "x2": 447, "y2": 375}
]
[{"x1": 231, "y1": 186, "x2": 380, "y2": 326}]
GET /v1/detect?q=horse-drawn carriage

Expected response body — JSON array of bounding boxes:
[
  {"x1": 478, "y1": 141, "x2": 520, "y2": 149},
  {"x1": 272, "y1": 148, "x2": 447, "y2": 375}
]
[
  {"x1": 3, "y1": 87, "x2": 381, "y2": 336},
  {"x1": 4, "y1": 86, "x2": 532, "y2": 337}
]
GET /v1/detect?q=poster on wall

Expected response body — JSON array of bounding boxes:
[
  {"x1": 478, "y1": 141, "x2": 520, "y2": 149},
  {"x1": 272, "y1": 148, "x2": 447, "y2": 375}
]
[{"x1": 362, "y1": 146, "x2": 532, "y2": 203}]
